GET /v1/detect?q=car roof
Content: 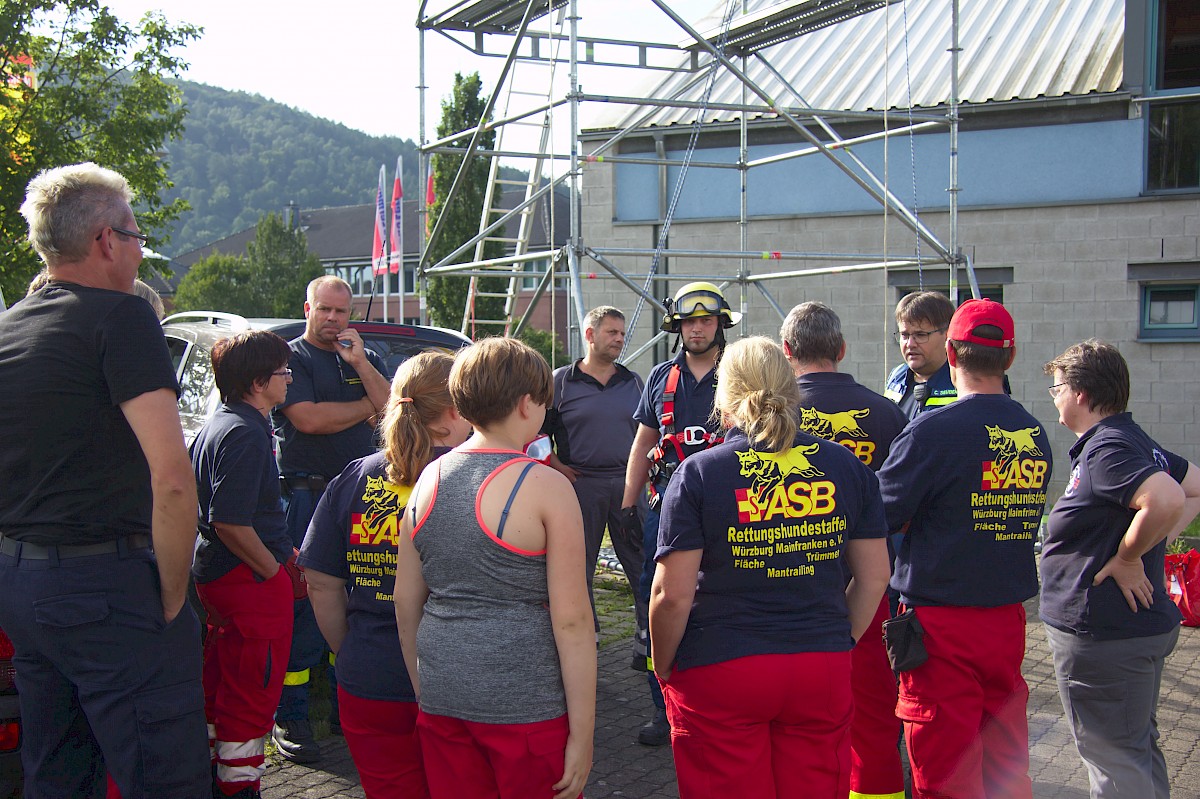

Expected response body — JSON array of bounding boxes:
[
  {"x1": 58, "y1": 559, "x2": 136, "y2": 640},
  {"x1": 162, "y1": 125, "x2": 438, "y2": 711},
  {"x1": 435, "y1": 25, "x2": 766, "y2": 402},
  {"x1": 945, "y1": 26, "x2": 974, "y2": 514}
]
[{"x1": 162, "y1": 311, "x2": 472, "y2": 350}]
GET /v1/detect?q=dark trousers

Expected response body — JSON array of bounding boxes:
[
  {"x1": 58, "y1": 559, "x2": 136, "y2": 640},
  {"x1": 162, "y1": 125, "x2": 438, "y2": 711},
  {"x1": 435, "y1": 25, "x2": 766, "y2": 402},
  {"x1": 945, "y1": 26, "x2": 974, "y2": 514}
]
[
  {"x1": 278, "y1": 485, "x2": 337, "y2": 722},
  {"x1": 572, "y1": 473, "x2": 645, "y2": 632},
  {"x1": 0, "y1": 543, "x2": 210, "y2": 799}
]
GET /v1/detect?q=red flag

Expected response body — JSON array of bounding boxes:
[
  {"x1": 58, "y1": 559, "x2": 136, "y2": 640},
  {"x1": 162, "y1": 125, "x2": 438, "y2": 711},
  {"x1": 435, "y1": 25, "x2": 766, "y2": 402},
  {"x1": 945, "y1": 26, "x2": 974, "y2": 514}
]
[
  {"x1": 389, "y1": 156, "x2": 403, "y2": 275},
  {"x1": 425, "y1": 173, "x2": 436, "y2": 236},
  {"x1": 371, "y1": 164, "x2": 387, "y2": 276}
]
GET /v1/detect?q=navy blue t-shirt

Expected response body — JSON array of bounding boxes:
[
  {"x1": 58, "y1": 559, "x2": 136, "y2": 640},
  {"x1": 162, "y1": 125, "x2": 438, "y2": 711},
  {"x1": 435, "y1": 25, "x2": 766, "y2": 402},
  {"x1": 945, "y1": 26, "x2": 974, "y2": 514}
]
[
  {"x1": 796, "y1": 372, "x2": 908, "y2": 472},
  {"x1": 657, "y1": 430, "x2": 887, "y2": 670},
  {"x1": 1040, "y1": 413, "x2": 1187, "y2": 640},
  {"x1": 191, "y1": 402, "x2": 292, "y2": 582},
  {"x1": 273, "y1": 337, "x2": 387, "y2": 479},
  {"x1": 297, "y1": 448, "x2": 448, "y2": 702},
  {"x1": 635, "y1": 350, "x2": 719, "y2": 441},
  {"x1": 0, "y1": 283, "x2": 178, "y2": 544},
  {"x1": 878, "y1": 393, "x2": 1052, "y2": 608}
]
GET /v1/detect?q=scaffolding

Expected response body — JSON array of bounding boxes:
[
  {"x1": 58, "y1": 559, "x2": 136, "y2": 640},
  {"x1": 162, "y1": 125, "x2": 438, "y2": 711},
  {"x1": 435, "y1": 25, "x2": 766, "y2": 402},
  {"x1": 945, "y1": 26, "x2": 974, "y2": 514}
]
[{"x1": 415, "y1": 0, "x2": 976, "y2": 361}]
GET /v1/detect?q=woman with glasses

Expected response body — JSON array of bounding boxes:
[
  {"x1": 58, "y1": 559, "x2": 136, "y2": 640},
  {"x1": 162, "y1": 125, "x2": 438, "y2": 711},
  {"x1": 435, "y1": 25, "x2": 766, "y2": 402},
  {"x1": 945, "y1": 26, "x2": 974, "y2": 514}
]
[
  {"x1": 649, "y1": 336, "x2": 891, "y2": 799},
  {"x1": 1041, "y1": 340, "x2": 1200, "y2": 799},
  {"x1": 299, "y1": 352, "x2": 471, "y2": 799},
  {"x1": 190, "y1": 330, "x2": 297, "y2": 799}
]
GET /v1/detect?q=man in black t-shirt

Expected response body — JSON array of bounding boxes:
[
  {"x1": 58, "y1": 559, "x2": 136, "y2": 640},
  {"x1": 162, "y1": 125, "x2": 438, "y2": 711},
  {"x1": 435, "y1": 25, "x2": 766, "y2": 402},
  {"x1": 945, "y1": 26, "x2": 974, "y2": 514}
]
[
  {"x1": 781, "y1": 302, "x2": 908, "y2": 799},
  {"x1": 0, "y1": 163, "x2": 208, "y2": 798},
  {"x1": 269, "y1": 275, "x2": 390, "y2": 761}
]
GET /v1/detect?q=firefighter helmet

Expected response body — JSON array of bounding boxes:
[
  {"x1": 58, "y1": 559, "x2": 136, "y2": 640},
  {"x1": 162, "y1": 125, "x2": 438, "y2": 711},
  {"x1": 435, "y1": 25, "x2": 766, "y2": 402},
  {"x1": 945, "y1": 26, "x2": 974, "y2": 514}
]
[{"x1": 660, "y1": 282, "x2": 741, "y2": 333}]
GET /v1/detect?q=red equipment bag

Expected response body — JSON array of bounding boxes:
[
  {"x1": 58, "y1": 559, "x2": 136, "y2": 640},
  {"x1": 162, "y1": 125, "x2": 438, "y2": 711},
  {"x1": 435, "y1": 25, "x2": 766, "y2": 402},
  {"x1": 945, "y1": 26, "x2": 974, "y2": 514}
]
[{"x1": 1164, "y1": 548, "x2": 1200, "y2": 627}]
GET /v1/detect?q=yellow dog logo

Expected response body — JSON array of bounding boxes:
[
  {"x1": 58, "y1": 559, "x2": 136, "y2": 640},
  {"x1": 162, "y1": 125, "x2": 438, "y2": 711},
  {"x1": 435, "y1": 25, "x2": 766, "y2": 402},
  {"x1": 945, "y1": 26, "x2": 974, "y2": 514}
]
[
  {"x1": 351, "y1": 475, "x2": 406, "y2": 546},
  {"x1": 986, "y1": 425, "x2": 1043, "y2": 473},
  {"x1": 800, "y1": 407, "x2": 871, "y2": 439},
  {"x1": 736, "y1": 443, "x2": 824, "y2": 498}
]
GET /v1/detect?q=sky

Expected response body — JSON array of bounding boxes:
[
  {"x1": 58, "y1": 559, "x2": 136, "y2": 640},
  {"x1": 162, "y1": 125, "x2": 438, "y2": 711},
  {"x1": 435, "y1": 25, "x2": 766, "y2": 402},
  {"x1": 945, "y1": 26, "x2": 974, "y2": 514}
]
[{"x1": 100, "y1": 0, "x2": 718, "y2": 142}]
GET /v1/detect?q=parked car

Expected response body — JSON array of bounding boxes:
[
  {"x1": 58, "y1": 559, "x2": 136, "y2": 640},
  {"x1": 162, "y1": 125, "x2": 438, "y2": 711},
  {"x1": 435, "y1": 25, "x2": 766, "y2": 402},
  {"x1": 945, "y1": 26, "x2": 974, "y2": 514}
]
[{"x1": 162, "y1": 312, "x2": 472, "y2": 444}]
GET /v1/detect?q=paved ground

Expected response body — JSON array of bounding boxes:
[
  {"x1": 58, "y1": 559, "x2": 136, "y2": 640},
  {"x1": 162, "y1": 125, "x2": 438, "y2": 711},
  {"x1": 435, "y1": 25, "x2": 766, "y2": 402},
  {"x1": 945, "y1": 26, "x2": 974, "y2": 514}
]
[{"x1": 263, "y1": 587, "x2": 1200, "y2": 799}]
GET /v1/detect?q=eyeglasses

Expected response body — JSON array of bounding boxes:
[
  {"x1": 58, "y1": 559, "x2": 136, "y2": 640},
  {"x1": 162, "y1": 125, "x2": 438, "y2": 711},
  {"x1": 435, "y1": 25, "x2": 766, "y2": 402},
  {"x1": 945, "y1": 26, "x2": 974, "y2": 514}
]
[
  {"x1": 893, "y1": 327, "x2": 946, "y2": 344},
  {"x1": 272, "y1": 368, "x2": 292, "y2": 379},
  {"x1": 1047, "y1": 382, "x2": 1069, "y2": 399},
  {"x1": 95, "y1": 226, "x2": 149, "y2": 246}
]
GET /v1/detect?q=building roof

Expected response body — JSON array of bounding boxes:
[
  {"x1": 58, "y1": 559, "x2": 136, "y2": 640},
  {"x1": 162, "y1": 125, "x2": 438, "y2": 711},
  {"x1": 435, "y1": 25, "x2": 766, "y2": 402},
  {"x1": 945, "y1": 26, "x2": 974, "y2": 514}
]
[{"x1": 588, "y1": 0, "x2": 1124, "y2": 131}]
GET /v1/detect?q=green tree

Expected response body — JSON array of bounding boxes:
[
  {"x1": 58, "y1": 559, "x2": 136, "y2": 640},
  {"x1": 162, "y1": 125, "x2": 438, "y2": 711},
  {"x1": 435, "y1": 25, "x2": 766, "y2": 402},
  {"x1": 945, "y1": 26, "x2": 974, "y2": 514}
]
[
  {"x1": 517, "y1": 326, "x2": 566, "y2": 369},
  {"x1": 174, "y1": 212, "x2": 324, "y2": 316},
  {"x1": 0, "y1": 1, "x2": 200, "y2": 300},
  {"x1": 425, "y1": 72, "x2": 506, "y2": 333}
]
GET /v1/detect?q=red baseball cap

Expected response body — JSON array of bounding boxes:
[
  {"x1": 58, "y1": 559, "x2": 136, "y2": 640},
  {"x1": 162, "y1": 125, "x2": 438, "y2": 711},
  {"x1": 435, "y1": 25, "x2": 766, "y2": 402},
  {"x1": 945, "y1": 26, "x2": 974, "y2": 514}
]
[{"x1": 947, "y1": 298, "x2": 1014, "y2": 348}]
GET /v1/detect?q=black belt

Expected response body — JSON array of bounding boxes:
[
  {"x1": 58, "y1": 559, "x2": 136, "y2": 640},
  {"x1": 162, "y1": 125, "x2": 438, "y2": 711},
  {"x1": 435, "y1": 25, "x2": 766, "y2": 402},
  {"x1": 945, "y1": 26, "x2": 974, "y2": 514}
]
[
  {"x1": 0, "y1": 532, "x2": 152, "y2": 560},
  {"x1": 281, "y1": 475, "x2": 328, "y2": 492}
]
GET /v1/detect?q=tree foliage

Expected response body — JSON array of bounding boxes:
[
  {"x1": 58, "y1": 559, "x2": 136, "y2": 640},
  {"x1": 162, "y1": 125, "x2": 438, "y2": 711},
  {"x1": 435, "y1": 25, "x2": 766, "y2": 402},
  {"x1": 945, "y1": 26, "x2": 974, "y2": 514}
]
[
  {"x1": 0, "y1": 0, "x2": 199, "y2": 300},
  {"x1": 173, "y1": 212, "x2": 323, "y2": 317},
  {"x1": 165, "y1": 81, "x2": 419, "y2": 257},
  {"x1": 516, "y1": 326, "x2": 567, "y2": 370},
  {"x1": 425, "y1": 72, "x2": 506, "y2": 333}
]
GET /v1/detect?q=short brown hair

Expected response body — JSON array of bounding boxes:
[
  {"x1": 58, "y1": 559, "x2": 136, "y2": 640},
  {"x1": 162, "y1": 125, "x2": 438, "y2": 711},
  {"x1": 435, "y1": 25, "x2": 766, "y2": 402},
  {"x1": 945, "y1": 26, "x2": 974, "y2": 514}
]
[
  {"x1": 948, "y1": 334, "x2": 1011, "y2": 377},
  {"x1": 1044, "y1": 339, "x2": 1129, "y2": 415},
  {"x1": 211, "y1": 331, "x2": 291, "y2": 403},
  {"x1": 895, "y1": 291, "x2": 955, "y2": 331},
  {"x1": 450, "y1": 337, "x2": 552, "y2": 429}
]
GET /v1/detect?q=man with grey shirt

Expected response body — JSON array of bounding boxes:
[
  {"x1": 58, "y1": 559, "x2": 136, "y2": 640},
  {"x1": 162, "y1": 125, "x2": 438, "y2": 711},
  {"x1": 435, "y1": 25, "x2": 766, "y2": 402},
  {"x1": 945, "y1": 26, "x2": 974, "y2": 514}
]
[{"x1": 545, "y1": 307, "x2": 647, "y2": 643}]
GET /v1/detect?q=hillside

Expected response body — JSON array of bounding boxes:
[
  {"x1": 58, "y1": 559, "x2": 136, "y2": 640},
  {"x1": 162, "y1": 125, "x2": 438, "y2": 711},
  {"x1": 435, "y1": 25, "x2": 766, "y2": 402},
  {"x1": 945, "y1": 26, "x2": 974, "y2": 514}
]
[{"x1": 163, "y1": 81, "x2": 420, "y2": 257}]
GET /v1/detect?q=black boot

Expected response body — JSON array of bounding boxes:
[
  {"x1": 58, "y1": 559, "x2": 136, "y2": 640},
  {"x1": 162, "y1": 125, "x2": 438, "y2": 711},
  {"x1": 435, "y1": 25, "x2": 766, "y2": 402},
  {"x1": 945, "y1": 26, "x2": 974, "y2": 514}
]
[
  {"x1": 637, "y1": 708, "x2": 670, "y2": 746},
  {"x1": 271, "y1": 719, "x2": 321, "y2": 764}
]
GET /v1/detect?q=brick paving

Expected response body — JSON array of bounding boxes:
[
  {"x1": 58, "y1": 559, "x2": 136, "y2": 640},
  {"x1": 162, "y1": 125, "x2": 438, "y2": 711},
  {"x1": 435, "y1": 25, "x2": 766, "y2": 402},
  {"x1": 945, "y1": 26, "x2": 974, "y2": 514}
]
[{"x1": 263, "y1": 592, "x2": 1200, "y2": 799}]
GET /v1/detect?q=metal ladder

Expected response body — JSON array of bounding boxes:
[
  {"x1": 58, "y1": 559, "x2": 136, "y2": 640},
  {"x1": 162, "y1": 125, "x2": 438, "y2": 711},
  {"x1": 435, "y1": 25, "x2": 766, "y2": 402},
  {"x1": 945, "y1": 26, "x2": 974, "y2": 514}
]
[{"x1": 460, "y1": 53, "x2": 557, "y2": 338}]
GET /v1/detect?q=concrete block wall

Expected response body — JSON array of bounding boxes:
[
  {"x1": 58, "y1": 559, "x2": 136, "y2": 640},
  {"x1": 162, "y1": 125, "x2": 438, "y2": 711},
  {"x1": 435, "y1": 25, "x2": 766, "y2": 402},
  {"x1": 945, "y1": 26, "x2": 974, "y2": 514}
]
[{"x1": 579, "y1": 153, "x2": 1200, "y2": 491}]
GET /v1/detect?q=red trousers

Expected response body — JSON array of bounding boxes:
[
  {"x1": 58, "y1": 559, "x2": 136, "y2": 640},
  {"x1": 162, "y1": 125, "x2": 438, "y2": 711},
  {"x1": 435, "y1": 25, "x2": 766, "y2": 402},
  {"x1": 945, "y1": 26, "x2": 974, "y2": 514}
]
[
  {"x1": 338, "y1": 687, "x2": 428, "y2": 799},
  {"x1": 661, "y1": 651, "x2": 852, "y2": 799},
  {"x1": 896, "y1": 604, "x2": 1031, "y2": 799},
  {"x1": 417, "y1": 711, "x2": 577, "y2": 799},
  {"x1": 197, "y1": 564, "x2": 293, "y2": 795},
  {"x1": 850, "y1": 597, "x2": 904, "y2": 799}
]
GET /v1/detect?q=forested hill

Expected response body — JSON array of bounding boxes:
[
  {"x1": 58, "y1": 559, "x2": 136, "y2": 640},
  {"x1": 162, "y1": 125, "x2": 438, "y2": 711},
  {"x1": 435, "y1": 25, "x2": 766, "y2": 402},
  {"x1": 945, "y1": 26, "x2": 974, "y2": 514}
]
[{"x1": 163, "y1": 81, "x2": 419, "y2": 257}]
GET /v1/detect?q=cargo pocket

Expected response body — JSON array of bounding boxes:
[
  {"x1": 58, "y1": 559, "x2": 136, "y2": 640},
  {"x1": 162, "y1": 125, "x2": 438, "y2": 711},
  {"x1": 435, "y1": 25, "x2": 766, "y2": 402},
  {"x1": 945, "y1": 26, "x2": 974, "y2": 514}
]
[
  {"x1": 524, "y1": 721, "x2": 569, "y2": 793},
  {"x1": 895, "y1": 693, "x2": 936, "y2": 724},
  {"x1": 134, "y1": 681, "x2": 210, "y2": 795}
]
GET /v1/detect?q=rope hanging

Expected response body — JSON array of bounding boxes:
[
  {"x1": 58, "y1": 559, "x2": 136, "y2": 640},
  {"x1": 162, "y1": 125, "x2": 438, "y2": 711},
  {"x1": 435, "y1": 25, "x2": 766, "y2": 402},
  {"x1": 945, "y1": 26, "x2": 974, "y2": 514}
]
[{"x1": 623, "y1": 0, "x2": 740, "y2": 354}]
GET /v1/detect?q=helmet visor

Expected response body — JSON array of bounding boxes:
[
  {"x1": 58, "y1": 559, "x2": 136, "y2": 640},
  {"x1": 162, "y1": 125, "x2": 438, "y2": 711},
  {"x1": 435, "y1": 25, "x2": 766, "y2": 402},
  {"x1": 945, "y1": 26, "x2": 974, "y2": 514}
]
[{"x1": 674, "y1": 290, "x2": 725, "y2": 318}]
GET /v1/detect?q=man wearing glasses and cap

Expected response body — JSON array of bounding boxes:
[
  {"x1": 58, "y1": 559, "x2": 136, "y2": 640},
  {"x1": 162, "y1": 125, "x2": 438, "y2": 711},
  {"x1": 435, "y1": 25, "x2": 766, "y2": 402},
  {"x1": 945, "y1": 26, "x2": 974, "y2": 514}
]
[
  {"x1": 270, "y1": 275, "x2": 390, "y2": 762},
  {"x1": 619, "y1": 282, "x2": 740, "y2": 746},
  {"x1": 0, "y1": 163, "x2": 209, "y2": 797},
  {"x1": 884, "y1": 291, "x2": 958, "y2": 419},
  {"x1": 877, "y1": 299, "x2": 1052, "y2": 799}
]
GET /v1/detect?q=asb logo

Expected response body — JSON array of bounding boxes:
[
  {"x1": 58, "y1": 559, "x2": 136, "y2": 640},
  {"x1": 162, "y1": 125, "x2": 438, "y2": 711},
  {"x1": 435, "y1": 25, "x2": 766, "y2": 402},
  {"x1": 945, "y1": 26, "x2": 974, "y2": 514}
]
[
  {"x1": 981, "y1": 425, "x2": 1048, "y2": 490},
  {"x1": 350, "y1": 475, "x2": 408, "y2": 547},
  {"x1": 734, "y1": 445, "x2": 836, "y2": 522},
  {"x1": 800, "y1": 406, "x2": 878, "y2": 465}
]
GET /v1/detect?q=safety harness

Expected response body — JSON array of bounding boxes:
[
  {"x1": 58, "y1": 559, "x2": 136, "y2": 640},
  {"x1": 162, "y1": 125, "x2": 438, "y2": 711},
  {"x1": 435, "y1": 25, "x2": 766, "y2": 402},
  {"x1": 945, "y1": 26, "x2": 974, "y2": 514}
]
[{"x1": 647, "y1": 364, "x2": 722, "y2": 507}]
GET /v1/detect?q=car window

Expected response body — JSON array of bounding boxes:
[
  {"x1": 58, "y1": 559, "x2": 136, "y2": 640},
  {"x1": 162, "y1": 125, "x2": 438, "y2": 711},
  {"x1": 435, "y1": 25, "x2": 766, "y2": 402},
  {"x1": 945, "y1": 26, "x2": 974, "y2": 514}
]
[
  {"x1": 165, "y1": 335, "x2": 189, "y2": 373},
  {"x1": 362, "y1": 336, "x2": 457, "y2": 379},
  {"x1": 176, "y1": 340, "x2": 219, "y2": 443}
]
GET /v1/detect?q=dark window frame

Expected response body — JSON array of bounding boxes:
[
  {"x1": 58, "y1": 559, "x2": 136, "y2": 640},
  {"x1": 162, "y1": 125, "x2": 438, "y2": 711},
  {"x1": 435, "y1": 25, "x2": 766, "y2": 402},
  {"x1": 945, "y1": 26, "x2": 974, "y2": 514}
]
[{"x1": 1139, "y1": 283, "x2": 1200, "y2": 340}]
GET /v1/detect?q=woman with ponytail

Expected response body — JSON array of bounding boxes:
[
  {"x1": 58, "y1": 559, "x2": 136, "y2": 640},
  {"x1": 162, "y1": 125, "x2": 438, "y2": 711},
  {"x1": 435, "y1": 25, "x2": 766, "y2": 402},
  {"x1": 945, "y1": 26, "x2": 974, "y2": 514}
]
[
  {"x1": 298, "y1": 352, "x2": 471, "y2": 799},
  {"x1": 648, "y1": 337, "x2": 891, "y2": 799}
]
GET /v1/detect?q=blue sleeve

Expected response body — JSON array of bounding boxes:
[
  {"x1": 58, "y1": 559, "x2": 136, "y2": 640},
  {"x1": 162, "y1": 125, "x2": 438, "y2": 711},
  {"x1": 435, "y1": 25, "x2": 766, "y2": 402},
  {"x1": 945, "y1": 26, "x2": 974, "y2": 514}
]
[
  {"x1": 1089, "y1": 441, "x2": 1175, "y2": 510},
  {"x1": 657, "y1": 456, "x2": 705, "y2": 559},
  {"x1": 634, "y1": 365, "x2": 662, "y2": 429},
  {"x1": 876, "y1": 423, "x2": 938, "y2": 532},
  {"x1": 297, "y1": 465, "x2": 355, "y2": 579},
  {"x1": 279, "y1": 346, "x2": 314, "y2": 409},
  {"x1": 850, "y1": 465, "x2": 888, "y2": 540},
  {"x1": 208, "y1": 427, "x2": 269, "y2": 527}
]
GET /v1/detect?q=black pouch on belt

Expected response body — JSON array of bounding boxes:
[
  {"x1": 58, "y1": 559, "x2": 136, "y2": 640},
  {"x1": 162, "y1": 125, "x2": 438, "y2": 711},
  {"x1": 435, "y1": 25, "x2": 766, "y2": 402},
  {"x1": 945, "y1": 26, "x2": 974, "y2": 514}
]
[{"x1": 882, "y1": 608, "x2": 928, "y2": 674}]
